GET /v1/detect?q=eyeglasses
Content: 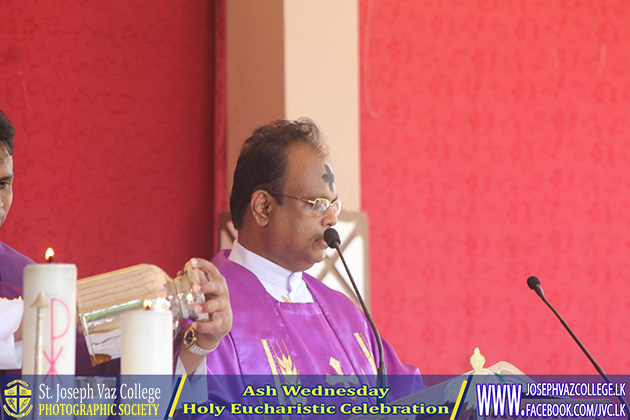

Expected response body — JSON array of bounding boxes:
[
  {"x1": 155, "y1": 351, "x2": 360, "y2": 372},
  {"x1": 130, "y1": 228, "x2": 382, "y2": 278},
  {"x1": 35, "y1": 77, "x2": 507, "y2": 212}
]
[{"x1": 269, "y1": 192, "x2": 343, "y2": 217}]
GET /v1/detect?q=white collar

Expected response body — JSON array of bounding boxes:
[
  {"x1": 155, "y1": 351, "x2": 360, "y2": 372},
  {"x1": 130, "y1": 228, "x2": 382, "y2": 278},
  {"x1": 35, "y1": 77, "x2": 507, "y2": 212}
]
[{"x1": 228, "y1": 240, "x2": 314, "y2": 303}]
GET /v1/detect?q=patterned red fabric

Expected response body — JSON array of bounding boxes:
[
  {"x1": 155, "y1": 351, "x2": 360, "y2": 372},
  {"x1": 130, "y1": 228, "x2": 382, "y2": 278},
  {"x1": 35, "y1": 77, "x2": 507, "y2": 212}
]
[
  {"x1": 0, "y1": 1, "x2": 218, "y2": 278},
  {"x1": 360, "y1": 0, "x2": 630, "y2": 374}
]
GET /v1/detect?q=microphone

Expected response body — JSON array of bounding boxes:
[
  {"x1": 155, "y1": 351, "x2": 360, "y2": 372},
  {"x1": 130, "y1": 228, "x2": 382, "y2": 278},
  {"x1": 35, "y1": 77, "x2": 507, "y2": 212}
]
[
  {"x1": 526, "y1": 275, "x2": 545, "y2": 299},
  {"x1": 324, "y1": 228, "x2": 341, "y2": 248},
  {"x1": 527, "y1": 276, "x2": 630, "y2": 417},
  {"x1": 324, "y1": 228, "x2": 387, "y2": 404}
]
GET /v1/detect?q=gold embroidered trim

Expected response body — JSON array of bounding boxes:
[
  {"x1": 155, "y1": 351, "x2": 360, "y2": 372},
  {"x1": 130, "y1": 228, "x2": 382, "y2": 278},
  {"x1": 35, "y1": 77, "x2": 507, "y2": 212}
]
[
  {"x1": 354, "y1": 332, "x2": 377, "y2": 374},
  {"x1": 329, "y1": 357, "x2": 344, "y2": 375},
  {"x1": 261, "y1": 339, "x2": 279, "y2": 375}
]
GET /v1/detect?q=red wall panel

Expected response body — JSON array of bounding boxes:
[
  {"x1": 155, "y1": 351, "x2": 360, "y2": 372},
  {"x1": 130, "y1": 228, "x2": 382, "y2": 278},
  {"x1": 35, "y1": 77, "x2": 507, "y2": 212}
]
[
  {"x1": 1, "y1": 1, "x2": 216, "y2": 278},
  {"x1": 360, "y1": 0, "x2": 630, "y2": 375}
]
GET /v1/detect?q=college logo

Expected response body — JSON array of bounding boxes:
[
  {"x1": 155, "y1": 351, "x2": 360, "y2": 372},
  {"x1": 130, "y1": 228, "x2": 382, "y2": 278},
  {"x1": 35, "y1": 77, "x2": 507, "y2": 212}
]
[{"x1": 3, "y1": 379, "x2": 33, "y2": 418}]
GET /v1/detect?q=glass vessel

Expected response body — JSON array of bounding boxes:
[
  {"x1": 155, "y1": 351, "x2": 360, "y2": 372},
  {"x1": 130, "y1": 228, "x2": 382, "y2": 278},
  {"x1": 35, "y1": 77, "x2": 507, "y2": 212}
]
[{"x1": 76, "y1": 263, "x2": 206, "y2": 365}]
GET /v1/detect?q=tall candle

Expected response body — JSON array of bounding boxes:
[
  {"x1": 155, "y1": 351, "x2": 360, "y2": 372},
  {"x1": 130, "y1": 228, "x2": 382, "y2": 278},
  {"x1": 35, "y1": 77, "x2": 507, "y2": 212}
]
[
  {"x1": 121, "y1": 309, "x2": 173, "y2": 374},
  {"x1": 22, "y1": 263, "x2": 77, "y2": 375}
]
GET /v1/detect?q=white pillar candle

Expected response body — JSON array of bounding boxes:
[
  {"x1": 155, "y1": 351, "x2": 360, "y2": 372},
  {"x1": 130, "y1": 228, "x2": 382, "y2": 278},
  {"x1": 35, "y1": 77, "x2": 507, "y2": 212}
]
[
  {"x1": 121, "y1": 309, "x2": 173, "y2": 375},
  {"x1": 22, "y1": 263, "x2": 77, "y2": 375}
]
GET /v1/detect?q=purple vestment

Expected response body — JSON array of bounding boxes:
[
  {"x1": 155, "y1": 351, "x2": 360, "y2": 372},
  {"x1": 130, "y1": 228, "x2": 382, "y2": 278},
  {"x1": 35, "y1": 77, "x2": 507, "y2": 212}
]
[
  {"x1": 202, "y1": 250, "x2": 422, "y2": 414},
  {"x1": 0, "y1": 242, "x2": 35, "y2": 293}
]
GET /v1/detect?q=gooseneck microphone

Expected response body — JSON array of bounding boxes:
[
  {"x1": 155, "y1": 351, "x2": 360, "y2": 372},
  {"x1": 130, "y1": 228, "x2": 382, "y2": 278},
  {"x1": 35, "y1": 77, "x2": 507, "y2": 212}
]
[
  {"x1": 324, "y1": 228, "x2": 387, "y2": 404},
  {"x1": 527, "y1": 276, "x2": 630, "y2": 417},
  {"x1": 526, "y1": 275, "x2": 545, "y2": 300}
]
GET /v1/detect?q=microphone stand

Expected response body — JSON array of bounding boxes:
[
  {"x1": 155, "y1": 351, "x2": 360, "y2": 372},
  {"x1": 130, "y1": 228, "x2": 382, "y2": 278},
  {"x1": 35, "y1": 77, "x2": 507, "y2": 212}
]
[
  {"x1": 326, "y1": 228, "x2": 387, "y2": 404},
  {"x1": 528, "y1": 276, "x2": 630, "y2": 418}
]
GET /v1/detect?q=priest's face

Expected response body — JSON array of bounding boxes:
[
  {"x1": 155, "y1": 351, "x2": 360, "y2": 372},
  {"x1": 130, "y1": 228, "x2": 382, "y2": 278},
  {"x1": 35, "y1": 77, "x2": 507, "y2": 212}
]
[
  {"x1": 265, "y1": 143, "x2": 339, "y2": 272},
  {"x1": 0, "y1": 150, "x2": 14, "y2": 229}
]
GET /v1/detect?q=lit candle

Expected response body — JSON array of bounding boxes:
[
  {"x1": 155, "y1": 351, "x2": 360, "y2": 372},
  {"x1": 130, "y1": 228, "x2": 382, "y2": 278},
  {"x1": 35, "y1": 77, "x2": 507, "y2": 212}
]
[
  {"x1": 22, "y1": 249, "x2": 77, "y2": 376},
  {"x1": 121, "y1": 304, "x2": 173, "y2": 375},
  {"x1": 46, "y1": 247, "x2": 54, "y2": 263}
]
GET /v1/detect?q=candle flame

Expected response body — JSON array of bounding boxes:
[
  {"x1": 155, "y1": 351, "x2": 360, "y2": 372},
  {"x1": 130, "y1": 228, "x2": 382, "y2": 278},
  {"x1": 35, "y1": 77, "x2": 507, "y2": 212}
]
[
  {"x1": 45, "y1": 248, "x2": 55, "y2": 261},
  {"x1": 143, "y1": 299, "x2": 153, "y2": 309}
]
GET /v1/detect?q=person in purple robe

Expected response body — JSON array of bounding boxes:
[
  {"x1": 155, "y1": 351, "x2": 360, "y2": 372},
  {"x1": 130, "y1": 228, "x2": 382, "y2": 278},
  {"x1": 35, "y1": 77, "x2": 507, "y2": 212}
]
[
  {"x1": 199, "y1": 119, "x2": 422, "y2": 416},
  {"x1": 0, "y1": 109, "x2": 33, "y2": 371}
]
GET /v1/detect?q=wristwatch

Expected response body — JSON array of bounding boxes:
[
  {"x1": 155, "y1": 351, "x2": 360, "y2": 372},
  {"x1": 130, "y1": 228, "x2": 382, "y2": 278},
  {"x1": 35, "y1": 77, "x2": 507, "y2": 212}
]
[{"x1": 183, "y1": 325, "x2": 217, "y2": 356}]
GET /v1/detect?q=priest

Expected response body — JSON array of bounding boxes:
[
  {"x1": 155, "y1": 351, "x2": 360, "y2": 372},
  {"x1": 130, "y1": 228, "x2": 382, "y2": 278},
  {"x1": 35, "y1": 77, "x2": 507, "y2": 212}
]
[{"x1": 203, "y1": 119, "x2": 422, "y2": 409}]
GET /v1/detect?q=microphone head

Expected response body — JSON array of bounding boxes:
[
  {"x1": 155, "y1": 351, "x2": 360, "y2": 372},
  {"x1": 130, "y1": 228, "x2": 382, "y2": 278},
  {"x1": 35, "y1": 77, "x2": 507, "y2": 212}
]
[
  {"x1": 324, "y1": 228, "x2": 341, "y2": 248},
  {"x1": 527, "y1": 276, "x2": 541, "y2": 290}
]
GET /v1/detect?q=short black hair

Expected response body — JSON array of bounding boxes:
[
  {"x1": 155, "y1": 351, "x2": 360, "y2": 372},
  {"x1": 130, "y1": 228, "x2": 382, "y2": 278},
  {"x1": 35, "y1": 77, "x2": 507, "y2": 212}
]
[
  {"x1": 230, "y1": 118, "x2": 328, "y2": 229},
  {"x1": 0, "y1": 110, "x2": 15, "y2": 155}
]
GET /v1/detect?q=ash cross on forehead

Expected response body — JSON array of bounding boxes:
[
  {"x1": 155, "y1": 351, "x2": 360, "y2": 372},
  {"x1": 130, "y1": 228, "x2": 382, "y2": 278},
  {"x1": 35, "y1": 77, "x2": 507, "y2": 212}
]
[{"x1": 323, "y1": 164, "x2": 335, "y2": 192}]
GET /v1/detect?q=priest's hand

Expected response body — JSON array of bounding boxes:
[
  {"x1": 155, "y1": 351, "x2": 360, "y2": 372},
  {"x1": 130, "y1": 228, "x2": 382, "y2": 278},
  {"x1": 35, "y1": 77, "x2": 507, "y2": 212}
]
[
  {"x1": 189, "y1": 258, "x2": 232, "y2": 349},
  {"x1": 178, "y1": 258, "x2": 232, "y2": 374}
]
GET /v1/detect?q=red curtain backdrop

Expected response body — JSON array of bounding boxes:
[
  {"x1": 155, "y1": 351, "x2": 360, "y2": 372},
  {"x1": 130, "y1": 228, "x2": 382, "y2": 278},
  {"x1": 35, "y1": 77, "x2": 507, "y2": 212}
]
[
  {"x1": 0, "y1": 1, "x2": 218, "y2": 278},
  {"x1": 360, "y1": 0, "x2": 630, "y2": 375}
]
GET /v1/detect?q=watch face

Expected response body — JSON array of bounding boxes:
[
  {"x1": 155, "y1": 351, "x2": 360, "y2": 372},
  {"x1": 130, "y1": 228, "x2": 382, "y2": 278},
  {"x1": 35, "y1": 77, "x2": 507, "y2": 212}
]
[{"x1": 183, "y1": 327, "x2": 196, "y2": 347}]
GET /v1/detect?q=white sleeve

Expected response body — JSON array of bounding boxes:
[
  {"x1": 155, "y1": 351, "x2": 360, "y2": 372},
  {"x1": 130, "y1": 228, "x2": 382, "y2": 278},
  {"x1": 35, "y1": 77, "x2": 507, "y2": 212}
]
[
  {"x1": 0, "y1": 299, "x2": 24, "y2": 369},
  {"x1": 174, "y1": 355, "x2": 207, "y2": 376}
]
